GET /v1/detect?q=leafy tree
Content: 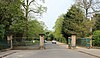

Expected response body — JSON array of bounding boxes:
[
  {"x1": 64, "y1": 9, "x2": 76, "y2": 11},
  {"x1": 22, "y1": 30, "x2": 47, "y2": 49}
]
[
  {"x1": 11, "y1": 19, "x2": 45, "y2": 40},
  {"x1": 93, "y1": 14, "x2": 100, "y2": 30},
  {"x1": 10, "y1": 17, "x2": 26, "y2": 37},
  {"x1": 0, "y1": 0, "x2": 46, "y2": 38},
  {"x1": 0, "y1": 0, "x2": 24, "y2": 35},
  {"x1": 0, "y1": 0, "x2": 46, "y2": 48},
  {"x1": 93, "y1": 30, "x2": 100, "y2": 46},
  {"x1": 27, "y1": 20, "x2": 44, "y2": 39},
  {"x1": 0, "y1": 25, "x2": 5, "y2": 39},
  {"x1": 76, "y1": 0, "x2": 100, "y2": 18},
  {"x1": 63, "y1": 6, "x2": 83, "y2": 37},
  {"x1": 54, "y1": 15, "x2": 65, "y2": 41},
  {"x1": 21, "y1": 0, "x2": 47, "y2": 38},
  {"x1": 21, "y1": 0, "x2": 46, "y2": 19},
  {"x1": 0, "y1": 0, "x2": 24, "y2": 49},
  {"x1": 62, "y1": 5, "x2": 94, "y2": 38}
]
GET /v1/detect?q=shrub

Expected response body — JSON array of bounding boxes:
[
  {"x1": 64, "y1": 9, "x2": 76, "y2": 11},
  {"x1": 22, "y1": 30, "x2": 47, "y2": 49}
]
[{"x1": 93, "y1": 30, "x2": 100, "y2": 46}]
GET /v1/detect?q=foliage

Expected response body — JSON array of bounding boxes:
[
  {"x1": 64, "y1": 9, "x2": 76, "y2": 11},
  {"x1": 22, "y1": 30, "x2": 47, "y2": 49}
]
[
  {"x1": 13, "y1": 40, "x2": 39, "y2": 46},
  {"x1": 54, "y1": 15, "x2": 64, "y2": 38},
  {"x1": 62, "y1": 5, "x2": 94, "y2": 37},
  {"x1": 21, "y1": 0, "x2": 46, "y2": 18},
  {"x1": 27, "y1": 20, "x2": 44, "y2": 39},
  {"x1": 76, "y1": 0, "x2": 100, "y2": 18},
  {"x1": 48, "y1": 32, "x2": 54, "y2": 41},
  {"x1": 0, "y1": 25, "x2": 5, "y2": 39},
  {"x1": 0, "y1": 0, "x2": 46, "y2": 37},
  {"x1": 11, "y1": 19, "x2": 45, "y2": 41},
  {"x1": 53, "y1": 15, "x2": 66, "y2": 42},
  {"x1": 44, "y1": 31, "x2": 50, "y2": 40},
  {"x1": 0, "y1": 0, "x2": 24, "y2": 36},
  {"x1": 93, "y1": 14, "x2": 100, "y2": 31},
  {"x1": 11, "y1": 18, "x2": 25, "y2": 33},
  {"x1": 0, "y1": 0, "x2": 24, "y2": 49},
  {"x1": 54, "y1": 5, "x2": 95, "y2": 44},
  {"x1": 0, "y1": 0, "x2": 46, "y2": 49},
  {"x1": 21, "y1": 0, "x2": 47, "y2": 38},
  {"x1": 93, "y1": 30, "x2": 100, "y2": 46}
]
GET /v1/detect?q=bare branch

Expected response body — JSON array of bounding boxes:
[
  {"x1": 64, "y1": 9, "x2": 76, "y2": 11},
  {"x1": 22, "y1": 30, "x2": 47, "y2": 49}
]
[
  {"x1": 28, "y1": 10, "x2": 39, "y2": 13},
  {"x1": 21, "y1": 1, "x2": 27, "y2": 10},
  {"x1": 28, "y1": 0, "x2": 35, "y2": 6},
  {"x1": 88, "y1": 10, "x2": 100, "y2": 14}
]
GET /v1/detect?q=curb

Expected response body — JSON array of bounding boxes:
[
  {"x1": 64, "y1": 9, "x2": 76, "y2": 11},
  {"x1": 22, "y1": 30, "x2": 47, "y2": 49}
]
[
  {"x1": 0, "y1": 48, "x2": 12, "y2": 52},
  {"x1": 0, "y1": 52, "x2": 16, "y2": 58},
  {"x1": 78, "y1": 51, "x2": 100, "y2": 58}
]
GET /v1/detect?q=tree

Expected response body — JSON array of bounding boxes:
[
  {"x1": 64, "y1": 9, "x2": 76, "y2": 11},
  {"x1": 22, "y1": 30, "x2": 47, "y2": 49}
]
[
  {"x1": 27, "y1": 20, "x2": 44, "y2": 39},
  {"x1": 93, "y1": 30, "x2": 100, "y2": 46},
  {"x1": 21, "y1": 0, "x2": 47, "y2": 38},
  {"x1": 10, "y1": 18, "x2": 26, "y2": 37},
  {"x1": 62, "y1": 5, "x2": 94, "y2": 38},
  {"x1": 76, "y1": 0, "x2": 100, "y2": 18},
  {"x1": 0, "y1": 25, "x2": 5, "y2": 39},
  {"x1": 0, "y1": 0, "x2": 24, "y2": 49},
  {"x1": 21, "y1": 0, "x2": 46, "y2": 19},
  {"x1": 0, "y1": 0, "x2": 24, "y2": 35},
  {"x1": 93, "y1": 14, "x2": 100, "y2": 30},
  {"x1": 54, "y1": 15, "x2": 65, "y2": 41},
  {"x1": 75, "y1": 0, "x2": 100, "y2": 39}
]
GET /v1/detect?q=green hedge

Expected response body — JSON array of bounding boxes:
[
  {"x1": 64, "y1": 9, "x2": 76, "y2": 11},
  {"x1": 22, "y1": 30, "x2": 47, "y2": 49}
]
[
  {"x1": 93, "y1": 30, "x2": 100, "y2": 46},
  {"x1": 0, "y1": 25, "x2": 5, "y2": 39},
  {"x1": 55, "y1": 37, "x2": 67, "y2": 43},
  {"x1": 13, "y1": 40, "x2": 40, "y2": 46}
]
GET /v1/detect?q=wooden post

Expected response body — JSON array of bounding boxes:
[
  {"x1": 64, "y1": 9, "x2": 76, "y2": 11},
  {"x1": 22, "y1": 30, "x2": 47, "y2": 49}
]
[{"x1": 39, "y1": 34, "x2": 45, "y2": 49}]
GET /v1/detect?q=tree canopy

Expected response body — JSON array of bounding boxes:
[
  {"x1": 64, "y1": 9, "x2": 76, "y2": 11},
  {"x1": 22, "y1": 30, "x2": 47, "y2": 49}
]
[
  {"x1": 54, "y1": 15, "x2": 64, "y2": 39},
  {"x1": 54, "y1": 5, "x2": 94, "y2": 40},
  {"x1": 93, "y1": 14, "x2": 100, "y2": 31},
  {"x1": 0, "y1": 0, "x2": 46, "y2": 40}
]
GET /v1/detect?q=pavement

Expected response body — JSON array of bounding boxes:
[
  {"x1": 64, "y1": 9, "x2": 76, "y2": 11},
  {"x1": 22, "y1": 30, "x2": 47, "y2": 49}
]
[
  {"x1": 0, "y1": 44, "x2": 40, "y2": 58},
  {"x1": 76, "y1": 47, "x2": 100, "y2": 58},
  {"x1": 0, "y1": 50, "x2": 18, "y2": 58},
  {"x1": 57, "y1": 41, "x2": 100, "y2": 58}
]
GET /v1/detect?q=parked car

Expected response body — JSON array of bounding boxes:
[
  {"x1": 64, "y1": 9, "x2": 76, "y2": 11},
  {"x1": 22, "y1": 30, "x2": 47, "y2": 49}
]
[{"x1": 52, "y1": 40, "x2": 56, "y2": 44}]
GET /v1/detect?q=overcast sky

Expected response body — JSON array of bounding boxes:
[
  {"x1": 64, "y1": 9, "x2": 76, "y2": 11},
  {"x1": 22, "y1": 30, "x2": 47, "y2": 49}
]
[{"x1": 38, "y1": 0, "x2": 75, "y2": 30}]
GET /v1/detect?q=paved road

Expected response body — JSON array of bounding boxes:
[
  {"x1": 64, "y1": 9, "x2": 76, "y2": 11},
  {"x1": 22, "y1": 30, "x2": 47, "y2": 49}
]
[{"x1": 3, "y1": 41, "x2": 97, "y2": 58}]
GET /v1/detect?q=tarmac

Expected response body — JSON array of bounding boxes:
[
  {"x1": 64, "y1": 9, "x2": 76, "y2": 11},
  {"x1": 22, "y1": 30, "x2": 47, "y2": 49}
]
[{"x1": 0, "y1": 42, "x2": 100, "y2": 58}]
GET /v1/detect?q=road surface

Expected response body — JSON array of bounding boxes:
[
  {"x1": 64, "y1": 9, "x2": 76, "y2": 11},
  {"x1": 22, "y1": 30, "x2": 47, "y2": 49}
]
[{"x1": 3, "y1": 41, "x2": 96, "y2": 58}]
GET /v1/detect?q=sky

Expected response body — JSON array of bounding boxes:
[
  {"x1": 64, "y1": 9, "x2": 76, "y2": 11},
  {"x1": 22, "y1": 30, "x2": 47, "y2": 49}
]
[{"x1": 39, "y1": 0, "x2": 75, "y2": 30}]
